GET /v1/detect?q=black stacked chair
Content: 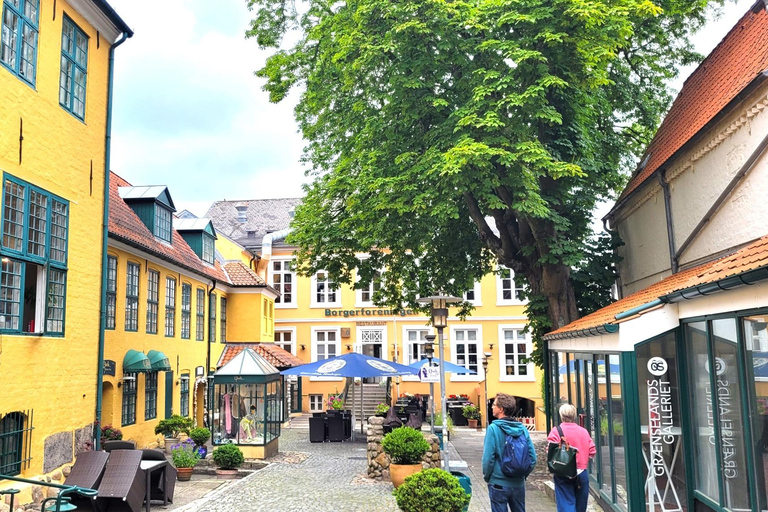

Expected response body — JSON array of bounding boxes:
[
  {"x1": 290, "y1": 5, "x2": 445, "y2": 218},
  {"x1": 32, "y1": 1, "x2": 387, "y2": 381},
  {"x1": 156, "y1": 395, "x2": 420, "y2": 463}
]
[{"x1": 309, "y1": 416, "x2": 326, "y2": 442}]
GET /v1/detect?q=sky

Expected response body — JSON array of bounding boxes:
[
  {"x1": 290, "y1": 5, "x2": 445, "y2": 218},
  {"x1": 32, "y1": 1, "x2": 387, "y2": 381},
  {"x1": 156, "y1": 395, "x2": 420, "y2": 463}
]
[{"x1": 107, "y1": 0, "x2": 749, "y2": 219}]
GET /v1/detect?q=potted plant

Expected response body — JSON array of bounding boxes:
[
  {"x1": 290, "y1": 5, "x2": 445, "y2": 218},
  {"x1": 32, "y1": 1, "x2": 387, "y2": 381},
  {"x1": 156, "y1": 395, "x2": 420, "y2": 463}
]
[
  {"x1": 462, "y1": 405, "x2": 481, "y2": 429},
  {"x1": 189, "y1": 427, "x2": 211, "y2": 458},
  {"x1": 393, "y1": 468, "x2": 471, "y2": 512},
  {"x1": 381, "y1": 426, "x2": 430, "y2": 488},
  {"x1": 375, "y1": 403, "x2": 390, "y2": 417},
  {"x1": 155, "y1": 415, "x2": 193, "y2": 454},
  {"x1": 212, "y1": 443, "x2": 245, "y2": 479},
  {"x1": 327, "y1": 395, "x2": 344, "y2": 414},
  {"x1": 100, "y1": 424, "x2": 123, "y2": 441},
  {"x1": 171, "y1": 439, "x2": 200, "y2": 481}
]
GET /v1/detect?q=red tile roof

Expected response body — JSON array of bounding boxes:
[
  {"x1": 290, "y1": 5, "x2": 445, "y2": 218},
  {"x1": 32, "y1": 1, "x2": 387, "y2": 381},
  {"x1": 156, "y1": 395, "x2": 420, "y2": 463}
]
[
  {"x1": 109, "y1": 172, "x2": 228, "y2": 282},
  {"x1": 617, "y1": 5, "x2": 768, "y2": 203},
  {"x1": 217, "y1": 342, "x2": 304, "y2": 369},
  {"x1": 223, "y1": 262, "x2": 268, "y2": 287},
  {"x1": 547, "y1": 234, "x2": 768, "y2": 338}
]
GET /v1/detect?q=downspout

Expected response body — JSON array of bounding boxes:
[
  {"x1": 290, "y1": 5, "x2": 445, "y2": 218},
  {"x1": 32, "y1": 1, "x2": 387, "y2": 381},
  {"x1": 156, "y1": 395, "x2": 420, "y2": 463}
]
[
  {"x1": 206, "y1": 279, "x2": 217, "y2": 430},
  {"x1": 658, "y1": 172, "x2": 678, "y2": 274},
  {"x1": 258, "y1": 228, "x2": 291, "y2": 279},
  {"x1": 96, "y1": 30, "x2": 131, "y2": 451}
]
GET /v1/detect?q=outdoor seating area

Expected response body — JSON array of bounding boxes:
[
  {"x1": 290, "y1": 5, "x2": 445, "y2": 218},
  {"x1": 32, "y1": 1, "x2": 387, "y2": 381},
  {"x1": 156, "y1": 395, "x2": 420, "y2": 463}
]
[
  {"x1": 61, "y1": 448, "x2": 175, "y2": 512},
  {"x1": 308, "y1": 411, "x2": 352, "y2": 442}
]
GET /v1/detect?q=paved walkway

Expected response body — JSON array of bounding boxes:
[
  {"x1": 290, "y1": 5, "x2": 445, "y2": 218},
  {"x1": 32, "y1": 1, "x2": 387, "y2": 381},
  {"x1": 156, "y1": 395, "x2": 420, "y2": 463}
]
[{"x1": 168, "y1": 419, "x2": 558, "y2": 512}]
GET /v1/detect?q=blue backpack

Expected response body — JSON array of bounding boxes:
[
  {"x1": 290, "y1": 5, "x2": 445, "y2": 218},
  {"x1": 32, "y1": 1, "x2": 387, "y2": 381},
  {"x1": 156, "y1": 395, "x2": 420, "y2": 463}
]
[{"x1": 499, "y1": 423, "x2": 534, "y2": 478}]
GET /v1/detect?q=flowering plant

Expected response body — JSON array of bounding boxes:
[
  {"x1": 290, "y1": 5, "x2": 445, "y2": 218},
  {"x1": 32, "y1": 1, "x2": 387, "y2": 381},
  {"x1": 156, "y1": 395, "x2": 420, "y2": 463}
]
[
  {"x1": 459, "y1": 394, "x2": 469, "y2": 399},
  {"x1": 448, "y1": 394, "x2": 458, "y2": 399},
  {"x1": 327, "y1": 395, "x2": 344, "y2": 410},
  {"x1": 101, "y1": 424, "x2": 123, "y2": 441},
  {"x1": 171, "y1": 439, "x2": 200, "y2": 468}
]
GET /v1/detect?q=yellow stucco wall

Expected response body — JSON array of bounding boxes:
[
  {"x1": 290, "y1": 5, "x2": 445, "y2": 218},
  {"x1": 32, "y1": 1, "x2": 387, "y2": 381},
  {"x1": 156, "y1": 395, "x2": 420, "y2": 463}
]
[
  {"x1": 0, "y1": 0, "x2": 119, "y2": 478},
  {"x1": 215, "y1": 233, "x2": 255, "y2": 264},
  {"x1": 226, "y1": 292, "x2": 274, "y2": 342}
]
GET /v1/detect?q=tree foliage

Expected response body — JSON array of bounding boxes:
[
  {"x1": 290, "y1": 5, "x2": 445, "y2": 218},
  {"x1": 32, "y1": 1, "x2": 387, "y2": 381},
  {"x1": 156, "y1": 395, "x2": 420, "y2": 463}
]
[{"x1": 246, "y1": 0, "x2": 720, "y2": 366}]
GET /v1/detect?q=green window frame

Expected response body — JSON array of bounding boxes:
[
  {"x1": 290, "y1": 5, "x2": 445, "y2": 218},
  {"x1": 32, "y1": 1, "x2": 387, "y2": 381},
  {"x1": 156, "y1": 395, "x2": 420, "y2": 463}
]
[
  {"x1": 0, "y1": 175, "x2": 69, "y2": 335},
  {"x1": 146, "y1": 270, "x2": 158, "y2": 334},
  {"x1": 154, "y1": 205, "x2": 171, "y2": 242},
  {"x1": 0, "y1": 0, "x2": 38, "y2": 85},
  {"x1": 202, "y1": 234, "x2": 214, "y2": 264},
  {"x1": 181, "y1": 283, "x2": 191, "y2": 339},
  {"x1": 165, "y1": 276, "x2": 175, "y2": 337},
  {"x1": 209, "y1": 293, "x2": 216, "y2": 343},
  {"x1": 195, "y1": 287, "x2": 204, "y2": 341},
  {"x1": 220, "y1": 296, "x2": 226, "y2": 343},
  {"x1": 106, "y1": 256, "x2": 117, "y2": 330},
  {"x1": 124, "y1": 262, "x2": 139, "y2": 331},
  {"x1": 121, "y1": 373, "x2": 137, "y2": 426},
  {"x1": 59, "y1": 15, "x2": 87, "y2": 119},
  {"x1": 180, "y1": 375, "x2": 189, "y2": 417},
  {"x1": 0, "y1": 411, "x2": 31, "y2": 476},
  {"x1": 144, "y1": 372, "x2": 157, "y2": 420}
]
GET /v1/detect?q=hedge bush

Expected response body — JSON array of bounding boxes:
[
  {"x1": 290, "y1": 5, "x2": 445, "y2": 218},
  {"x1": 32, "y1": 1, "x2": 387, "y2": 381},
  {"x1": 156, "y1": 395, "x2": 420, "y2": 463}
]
[{"x1": 394, "y1": 468, "x2": 470, "y2": 512}]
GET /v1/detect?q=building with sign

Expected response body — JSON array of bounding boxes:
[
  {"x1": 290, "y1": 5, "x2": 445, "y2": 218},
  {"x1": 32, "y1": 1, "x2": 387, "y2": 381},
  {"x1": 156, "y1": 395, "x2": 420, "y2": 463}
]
[
  {"x1": 205, "y1": 199, "x2": 546, "y2": 429},
  {"x1": 543, "y1": 4, "x2": 768, "y2": 512},
  {"x1": 0, "y1": 0, "x2": 132, "y2": 495}
]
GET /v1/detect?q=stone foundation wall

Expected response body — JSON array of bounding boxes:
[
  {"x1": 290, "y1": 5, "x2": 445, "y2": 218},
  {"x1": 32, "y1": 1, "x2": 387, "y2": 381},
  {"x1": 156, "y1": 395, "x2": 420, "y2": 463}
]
[{"x1": 366, "y1": 416, "x2": 441, "y2": 480}]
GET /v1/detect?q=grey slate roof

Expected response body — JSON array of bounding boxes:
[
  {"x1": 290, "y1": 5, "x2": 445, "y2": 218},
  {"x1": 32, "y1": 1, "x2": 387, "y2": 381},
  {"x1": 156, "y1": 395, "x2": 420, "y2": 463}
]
[{"x1": 204, "y1": 198, "x2": 303, "y2": 250}]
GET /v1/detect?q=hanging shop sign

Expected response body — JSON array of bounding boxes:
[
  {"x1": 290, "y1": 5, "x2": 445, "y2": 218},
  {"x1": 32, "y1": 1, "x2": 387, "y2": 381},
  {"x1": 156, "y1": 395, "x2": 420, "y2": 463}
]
[
  {"x1": 324, "y1": 308, "x2": 418, "y2": 318},
  {"x1": 419, "y1": 366, "x2": 441, "y2": 383},
  {"x1": 103, "y1": 360, "x2": 116, "y2": 377}
]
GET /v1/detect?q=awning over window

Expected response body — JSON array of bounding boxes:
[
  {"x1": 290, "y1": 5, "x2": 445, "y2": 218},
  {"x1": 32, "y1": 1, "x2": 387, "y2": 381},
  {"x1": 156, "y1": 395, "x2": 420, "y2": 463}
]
[
  {"x1": 123, "y1": 349, "x2": 152, "y2": 373},
  {"x1": 147, "y1": 350, "x2": 171, "y2": 371}
]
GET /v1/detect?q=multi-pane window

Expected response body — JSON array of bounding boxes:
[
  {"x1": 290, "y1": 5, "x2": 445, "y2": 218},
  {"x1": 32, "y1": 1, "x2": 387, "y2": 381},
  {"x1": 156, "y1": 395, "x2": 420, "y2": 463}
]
[
  {"x1": 0, "y1": 0, "x2": 39, "y2": 85},
  {"x1": 275, "y1": 330, "x2": 293, "y2": 354},
  {"x1": 202, "y1": 234, "x2": 214, "y2": 264},
  {"x1": 165, "y1": 277, "x2": 175, "y2": 337},
  {"x1": 0, "y1": 177, "x2": 69, "y2": 334},
  {"x1": 196, "y1": 288, "x2": 204, "y2": 341},
  {"x1": 0, "y1": 411, "x2": 29, "y2": 476},
  {"x1": 406, "y1": 329, "x2": 429, "y2": 364},
  {"x1": 146, "y1": 270, "x2": 159, "y2": 334},
  {"x1": 309, "y1": 395, "x2": 323, "y2": 412},
  {"x1": 220, "y1": 297, "x2": 226, "y2": 343},
  {"x1": 271, "y1": 259, "x2": 294, "y2": 305},
  {"x1": 497, "y1": 266, "x2": 525, "y2": 303},
  {"x1": 124, "y1": 263, "x2": 139, "y2": 331},
  {"x1": 181, "y1": 283, "x2": 191, "y2": 339},
  {"x1": 106, "y1": 256, "x2": 117, "y2": 329},
  {"x1": 59, "y1": 16, "x2": 87, "y2": 119},
  {"x1": 454, "y1": 328, "x2": 480, "y2": 375},
  {"x1": 144, "y1": 372, "x2": 157, "y2": 420},
  {"x1": 358, "y1": 270, "x2": 382, "y2": 305},
  {"x1": 209, "y1": 293, "x2": 216, "y2": 343},
  {"x1": 501, "y1": 328, "x2": 532, "y2": 379},
  {"x1": 154, "y1": 205, "x2": 172, "y2": 243},
  {"x1": 180, "y1": 376, "x2": 189, "y2": 417},
  {"x1": 313, "y1": 271, "x2": 337, "y2": 305},
  {"x1": 121, "y1": 373, "x2": 137, "y2": 426},
  {"x1": 315, "y1": 330, "x2": 337, "y2": 361},
  {"x1": 463, "y1": 283, "x2": 481, "y2": 305}
]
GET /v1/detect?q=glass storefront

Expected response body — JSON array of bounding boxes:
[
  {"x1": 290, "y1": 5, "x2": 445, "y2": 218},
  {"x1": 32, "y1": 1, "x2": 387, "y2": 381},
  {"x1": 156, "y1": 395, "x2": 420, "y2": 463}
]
[{"x1": 744, "y1": 314, "x2": 768, "y2": 512}]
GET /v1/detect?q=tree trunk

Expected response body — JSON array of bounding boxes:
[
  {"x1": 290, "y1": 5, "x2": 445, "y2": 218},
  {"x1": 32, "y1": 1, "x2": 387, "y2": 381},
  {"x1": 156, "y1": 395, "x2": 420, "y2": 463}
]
[{"x1": 527, "y1": 262, "x2": 580, "y2": 330}]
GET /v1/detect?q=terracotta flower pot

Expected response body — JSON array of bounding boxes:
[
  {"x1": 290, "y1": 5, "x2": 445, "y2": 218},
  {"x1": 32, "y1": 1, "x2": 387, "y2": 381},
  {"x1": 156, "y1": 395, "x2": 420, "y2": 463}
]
[
  {"x1": 215, "y1": 468, "x2": 239, "y2": 480},
  {"x1": 468, "y1": 419, "x2": 478, "y2": 429},
  {"x1": 390, "y1": 463, "x2": 422, "y2": 488},
  {"x1": 176, "y1": 467, "x2": 193, "y2": 481}
]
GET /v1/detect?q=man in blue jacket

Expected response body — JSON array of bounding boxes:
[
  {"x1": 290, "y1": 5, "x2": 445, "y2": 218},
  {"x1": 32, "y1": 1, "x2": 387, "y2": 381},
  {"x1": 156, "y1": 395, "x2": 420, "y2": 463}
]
[{"x1": 482, "y1": 393, "x2": 537, "y2": 512}]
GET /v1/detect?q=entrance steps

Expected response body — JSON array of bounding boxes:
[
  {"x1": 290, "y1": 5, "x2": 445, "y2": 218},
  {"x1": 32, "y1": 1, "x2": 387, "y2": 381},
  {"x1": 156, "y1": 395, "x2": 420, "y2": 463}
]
[{"x1": 347, "y1": 383, "x2": 388, "y2": 419}]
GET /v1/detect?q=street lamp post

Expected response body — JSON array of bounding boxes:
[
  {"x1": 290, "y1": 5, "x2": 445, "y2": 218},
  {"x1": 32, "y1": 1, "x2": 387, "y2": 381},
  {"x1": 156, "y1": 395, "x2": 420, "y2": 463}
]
[
  {"x1": 418, "y1": 294, "x2": 462, "y2": 472},
  {"x1": 424, "y1": 334, "x2": 436, "y2": 434},
  {"x1": 482, "y1": 354, "x2": 491, "y2": 428}
]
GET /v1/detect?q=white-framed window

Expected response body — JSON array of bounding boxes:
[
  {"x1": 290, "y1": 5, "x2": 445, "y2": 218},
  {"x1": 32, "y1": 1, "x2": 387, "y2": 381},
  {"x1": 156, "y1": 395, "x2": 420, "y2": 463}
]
[
  {"x1": 270, "y1": 258, "x2": 296, "y2": 307},
  {"x1": 450, "y1": 325, "x2": 483, "y2": 381},
  {"x1": 401, "y1": 327, "x2": 431, "y2": 382},
  {"x1": 311, "y1": 327, "x2": 342, "y2": 381},
  {"x1": 275, "y1": 328, "x2": 296, "y2": 355},
  {"x1": 310, "y1": 271, "x2": 340, "y2": 308},
  {"x1": 355, "y1": 269, "x2": 382, "y2": 307},
  {"x1": 309, "y1": 394, "x2": 324, "y2": 412},
  {"x1": 496, "y1": 266, "x2": 526, "y2": 305},
  {"x1": 498, "y1": 325, "x2": 534, "y2": 382},
  {"x1": 463, "y1": 282, "x2": 482, "y2": 306}
]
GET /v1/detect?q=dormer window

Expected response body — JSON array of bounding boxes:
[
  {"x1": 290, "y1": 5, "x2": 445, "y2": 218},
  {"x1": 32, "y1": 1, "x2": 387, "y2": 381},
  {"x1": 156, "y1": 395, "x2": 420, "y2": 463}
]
[
  {"x1": 236, "y1": 205, "x2": 248, "y2": 223},
  {"x1": 202, "y1": 234, "x2": 214, "y2": 264},
  {"x1": 174, "y1": 218, "x2": 218, "y2": 265},
  {"x1": 154, "y1": 204, "x2": 172, "y2": 242}
]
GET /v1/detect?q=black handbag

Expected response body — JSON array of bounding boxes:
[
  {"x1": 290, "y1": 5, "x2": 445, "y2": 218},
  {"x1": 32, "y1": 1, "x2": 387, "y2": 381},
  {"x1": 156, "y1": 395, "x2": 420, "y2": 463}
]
[{"x1": 547, "y1": 425, "x2": 578, "y2": 478}]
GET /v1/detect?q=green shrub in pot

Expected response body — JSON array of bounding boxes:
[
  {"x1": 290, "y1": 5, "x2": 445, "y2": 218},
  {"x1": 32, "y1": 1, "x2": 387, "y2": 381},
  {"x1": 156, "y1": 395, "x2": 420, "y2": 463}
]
[
  {"x1": 381, "y1": 426, "x2": 430, "y2": 465},
  {"x1": 394, "y1": 468, "x2": 470, "y2": 512},
  {"x1": 212, "y1": 443, "x2": 244, "y2": 470}
]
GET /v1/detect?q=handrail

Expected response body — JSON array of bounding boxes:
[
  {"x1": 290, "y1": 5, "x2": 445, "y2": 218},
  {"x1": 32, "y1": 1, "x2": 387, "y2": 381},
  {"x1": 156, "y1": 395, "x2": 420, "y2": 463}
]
[{"x1": 0, "y1": 474, "x2": 97, "y2": 511}]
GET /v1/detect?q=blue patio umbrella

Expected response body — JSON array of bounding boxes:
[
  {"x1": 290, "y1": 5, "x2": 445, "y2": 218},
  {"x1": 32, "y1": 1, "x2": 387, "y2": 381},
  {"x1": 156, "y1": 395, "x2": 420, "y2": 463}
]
[
  {"x1": 281, "y1": 352, "x2": 418, "y2": 378},
  {"x1": 408, "y1": 358, "x2": 477, "y2": 375}
]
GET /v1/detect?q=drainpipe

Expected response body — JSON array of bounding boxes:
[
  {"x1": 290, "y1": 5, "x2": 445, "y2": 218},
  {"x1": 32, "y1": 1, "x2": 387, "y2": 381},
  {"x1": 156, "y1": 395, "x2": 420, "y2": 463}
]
[
  {"x1": 206, "y1": 279, "x2": 217, "y2": 429},
  {"x1": 658, "y1": 172, "x2": 678, "y2": 274},
  {"x1": 258, "y1": 228, "x2": 291, "y2": 279},
  {"x1": 96, "y1": 30, "x2": 132, "y2": 451}
]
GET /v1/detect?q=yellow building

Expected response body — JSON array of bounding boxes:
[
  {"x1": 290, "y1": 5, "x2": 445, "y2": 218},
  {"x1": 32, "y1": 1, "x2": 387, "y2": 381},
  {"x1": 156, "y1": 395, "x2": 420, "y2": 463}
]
[
  {"x1": 205, "y1": 199, "x2": 546, "y2": 429},
  {"x1": 0, "y1": 0, "x2": 132, "y2": 491}
]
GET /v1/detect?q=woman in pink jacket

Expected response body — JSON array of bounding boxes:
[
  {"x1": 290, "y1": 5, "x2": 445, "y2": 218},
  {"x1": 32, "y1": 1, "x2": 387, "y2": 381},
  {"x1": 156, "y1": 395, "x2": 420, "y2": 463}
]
[{"x1": 547, "y1": 404, "x2": 596, "y2": 512}]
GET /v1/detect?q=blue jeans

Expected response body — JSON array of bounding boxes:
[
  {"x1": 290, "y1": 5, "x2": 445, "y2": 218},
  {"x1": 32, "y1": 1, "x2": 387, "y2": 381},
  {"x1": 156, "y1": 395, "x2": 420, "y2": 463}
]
[
  {"x1": 488, "y1": 483, "x2": 525, "y2": 512},
  {"x1": 554, "y1": 471, "x2": 589, "y2": 512}
]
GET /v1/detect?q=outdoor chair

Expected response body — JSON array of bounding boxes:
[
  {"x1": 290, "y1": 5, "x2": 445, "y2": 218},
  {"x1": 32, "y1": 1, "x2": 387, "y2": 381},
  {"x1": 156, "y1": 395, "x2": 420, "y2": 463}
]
[
  {"x1": 141, "y1": 449, "x2": 175, "y2": 504},
  {"x1": 63, "y1": 450, "x2": 109, "y2": 512},
  {"x1": 96, "y1": 449, "x2": 145, "y2": 512},
  {"x1": 103, "y1": 440, "x2": 136, "y2": 452}
]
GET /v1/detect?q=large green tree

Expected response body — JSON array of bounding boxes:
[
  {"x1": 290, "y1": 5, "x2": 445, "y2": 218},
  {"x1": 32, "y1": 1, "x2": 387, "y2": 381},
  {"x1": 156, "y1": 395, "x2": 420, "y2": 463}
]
[{"x1": 246, "y1": 0, "x2": 718, "y2": 364}]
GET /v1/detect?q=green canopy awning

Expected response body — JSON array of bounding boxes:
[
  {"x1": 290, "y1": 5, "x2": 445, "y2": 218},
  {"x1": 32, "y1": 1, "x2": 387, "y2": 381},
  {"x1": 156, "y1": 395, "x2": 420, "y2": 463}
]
[
  {"x1": 123, "y1": 349, "x2": 151, "y2": 373},
  {"x1": 147, "y1": 350, "x2": 171, "y2": 371}
]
